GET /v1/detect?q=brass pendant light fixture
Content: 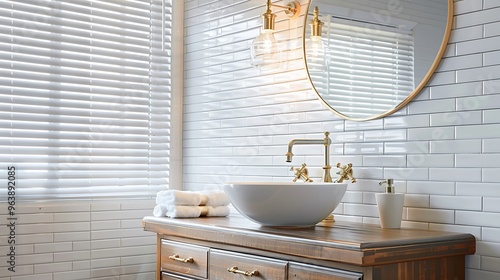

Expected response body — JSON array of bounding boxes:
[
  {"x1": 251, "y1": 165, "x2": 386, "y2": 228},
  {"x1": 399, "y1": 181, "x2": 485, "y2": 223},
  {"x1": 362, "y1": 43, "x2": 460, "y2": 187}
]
[{"x1": 250, "y1": 0, "x2": 301, "y2": 68}]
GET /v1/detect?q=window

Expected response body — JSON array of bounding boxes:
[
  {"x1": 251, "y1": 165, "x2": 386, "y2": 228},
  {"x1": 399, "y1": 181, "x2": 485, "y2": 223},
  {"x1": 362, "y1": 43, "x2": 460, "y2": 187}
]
[{"x1": 1, "y1": 0, "x2": 172, "y2": 200}]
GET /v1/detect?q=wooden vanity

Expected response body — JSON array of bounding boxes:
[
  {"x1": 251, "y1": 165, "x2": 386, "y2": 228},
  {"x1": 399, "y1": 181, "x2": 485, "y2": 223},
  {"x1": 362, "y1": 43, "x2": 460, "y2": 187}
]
[{"x1": 142, "y1": 215, "x2": 475, "y2": 280}]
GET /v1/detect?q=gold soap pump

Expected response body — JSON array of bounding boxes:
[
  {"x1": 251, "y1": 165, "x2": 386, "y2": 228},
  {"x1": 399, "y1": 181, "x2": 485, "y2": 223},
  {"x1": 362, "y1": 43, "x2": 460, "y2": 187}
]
[{"x1": 376, "y1": 179, "x2": 405, "y2": 228}]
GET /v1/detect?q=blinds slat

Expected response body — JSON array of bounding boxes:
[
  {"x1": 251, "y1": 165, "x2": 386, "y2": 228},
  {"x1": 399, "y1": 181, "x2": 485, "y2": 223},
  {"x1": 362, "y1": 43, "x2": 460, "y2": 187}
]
[{"x1": 0, "y1": 0, "x2": 172, "y2": 201}]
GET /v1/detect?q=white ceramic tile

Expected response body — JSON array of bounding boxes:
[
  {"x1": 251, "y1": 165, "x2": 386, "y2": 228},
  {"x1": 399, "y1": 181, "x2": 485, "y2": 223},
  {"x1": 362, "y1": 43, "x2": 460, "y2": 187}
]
[
  {"x1": 426, "y1": 71, "x2": 456, "y2": 86},
  {"x1": 429, "y1": 167, "x2": 481, "y2": 182},
  {"x1": 364, "y1": 129, "x2": 407, "y2": 142},
  {"x1": 90, "y1": 245, "x2": 155, "y2": 259},
  {"x1": 53, "y1": 270, "x2": 91, "y2": 280},
  {"x1": 383, "y1": 114, "x2": 429, "y2": 129},
  {"x1": 404, "y1": 194, "x2": 430, "y2": 208},
  {"x1": 72, "y1": 260, "x2": 90, "y2": 271},
  {"x1": 456, "y1": 182, "x2": 500, "y2": 197},
  {"x1": 430, "y1": 81, "x2": 482, "y2": 99},
  {"x1": 407, "y1": 154, "x2": 454, "y2": 168},
  {"x1": 344, "y1": 119, "x2": 384, "y2": 131},
  {"x1": 484, "y1": 227, "x2": 500, "y2": 242},
  {"x1": 483, "y1": 139, "x2": 500, "y2": 153},
  {"x1": 454, "y1": 0, "x2": 483, "y2": 14},
  {"x1": 344, "y1": 143, "x2": 384, "y2": 155},
  {"x1": 456, "y1": 124, "x2": 500, "y2": 139},
  {"x1": 121, "y1": 254, "x2": 157, "y2": 266},
  {"x1": 484, "y1": 50, "x2": 500, "y2": 67},
  {"x1": 407, "y1": 98, "x2": 456, "y2": 115},
  {"x1": 431, "y1": 223, "x2": 481, "y2": 237},
  {"x1": 91, "y1": 257, "x2": 121, "y2": 269},
  {"x1": 343, "y1": 203, "x2": 379, "y2": 217},
  {"x1": 484, "y1": 109, "x2": 500, "y2": 123},
  {"x1": 430, "y1": 195, "x2": 482, "y2": 210},
  {"x1": 363, "y1": 155, "x2": 406, "y2": 167},
  {"x1": 484, "y1": 197, "x2": 500, "y2": 212},
  {"x1": 455, "y1": 7, "x2": 500, "y2": 29},
  {"x1": 385, "y1": 141, "x2": 429, "y2": 154},
  {"x1": 483, "y1": 168, "x2": 500, "y2": 182},
  {"x1": 484, "y1": 0, "x2": 500, "y2": 9},
  {"x1": 457, "y1": 154, "x2": 500, "y2": 167},
  {"x1": 482, "y1": 257, "x2": 500, "y2": 273},
  {"x1": 430, "y1": 111, "x2": 482, "y2": 126},
  {"x1": 35, "y1": 262, "x2": 73, "y2": 274},
  {"x1": 34, "y1": 242, "x2": 73, "y2": 254},
  {"x1": 457, "y1": 94, "x2": 500, "y2": 111},
  {"x1": 477, "y1": 241, "x2": 500, "y2": 258},
  {"x1": 456, "y1": 211, "x2": 500, "y2": 227},
  {"x1": 407, "y1": 208, "x2": 454, "y2": 223},
  {"x1": 407, "y1": 181, "x2": 456, "y2": 195},
  {"x1": 430, "y1": 139, "x2": 482, "y2": 154},
  {"x1": 457, "y1": 65, "x2": 500, "y2": 83},
  {"x1": 383, "y1": 168, "x2": 429, "y2": 181},
  {"x1": 438, "y1": 54, "x2": 482, "y2": 71},
  {"x1": 467, "y1": 269, "x2": 500, "y2": 280},
  {"x1": 408, "y1": 127, "x2": 455, "y2": 141},
  {"x1": 449, "y1": 25, "x2": 483, "y2": 43}
]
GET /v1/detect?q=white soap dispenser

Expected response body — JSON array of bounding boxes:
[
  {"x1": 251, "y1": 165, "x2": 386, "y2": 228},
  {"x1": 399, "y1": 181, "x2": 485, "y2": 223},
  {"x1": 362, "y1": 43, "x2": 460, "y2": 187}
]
[{"x1": 376, "y1": 179, "x2": 405, "y2": 228}]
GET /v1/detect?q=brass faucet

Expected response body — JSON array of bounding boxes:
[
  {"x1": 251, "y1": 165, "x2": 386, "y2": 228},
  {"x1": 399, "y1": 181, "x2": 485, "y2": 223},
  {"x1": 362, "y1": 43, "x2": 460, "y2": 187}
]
[{"x1": 286, "y1": 132, "x2": 332, "y2": 182}]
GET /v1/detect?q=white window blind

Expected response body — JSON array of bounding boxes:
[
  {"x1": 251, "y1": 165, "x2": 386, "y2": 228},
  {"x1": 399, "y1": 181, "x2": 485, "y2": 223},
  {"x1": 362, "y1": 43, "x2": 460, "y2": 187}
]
[
  {"x1": 1, "y1": 0, "x2": 172, "y2": 200},
  {"x1": 310, "y1": 18, "x2": 414, "y2": 118}
]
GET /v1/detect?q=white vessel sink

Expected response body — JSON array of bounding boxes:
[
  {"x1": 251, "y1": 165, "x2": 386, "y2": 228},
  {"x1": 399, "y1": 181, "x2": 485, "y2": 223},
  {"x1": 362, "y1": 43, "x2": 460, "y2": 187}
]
[{"x1": 222, "y1": 182, "x2": 347, "y2": 228}]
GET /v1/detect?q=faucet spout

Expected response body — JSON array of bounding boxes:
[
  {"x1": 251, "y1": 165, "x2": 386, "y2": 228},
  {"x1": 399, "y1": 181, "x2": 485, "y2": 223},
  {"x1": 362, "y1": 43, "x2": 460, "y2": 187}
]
[{"x1": 286, "y1": 132, "x2": 332, "y2": 182}]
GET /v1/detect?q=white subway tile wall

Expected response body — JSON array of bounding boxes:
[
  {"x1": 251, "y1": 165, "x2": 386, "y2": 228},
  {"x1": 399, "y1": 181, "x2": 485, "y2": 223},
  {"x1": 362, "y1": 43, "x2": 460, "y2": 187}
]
[
  {"x1": 0, "y1": 199, "x2": 156, "y2": 279},
  {"x1": 183, "y1": 0, "x2": 500, "y2": 279}
]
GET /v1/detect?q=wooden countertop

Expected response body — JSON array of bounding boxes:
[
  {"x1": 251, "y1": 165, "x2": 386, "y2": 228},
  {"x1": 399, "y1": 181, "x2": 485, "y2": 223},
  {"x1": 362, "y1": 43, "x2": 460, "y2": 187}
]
[{"x1": 142, "y1": 214, "x2": 475, "y2": 266}]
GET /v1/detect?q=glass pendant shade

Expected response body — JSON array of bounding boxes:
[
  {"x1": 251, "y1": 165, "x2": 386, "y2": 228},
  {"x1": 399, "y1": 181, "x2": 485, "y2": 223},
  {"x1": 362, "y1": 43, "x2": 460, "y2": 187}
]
[
  {"x1": 305, "y1": 35, "x2": 326, "y2": 71},
  {"x1": 250, "y1": 28, "x2": 281, "y2": 67},
  {"x1": 306, "y1": 6, "x2": 326, "y2": 71}
]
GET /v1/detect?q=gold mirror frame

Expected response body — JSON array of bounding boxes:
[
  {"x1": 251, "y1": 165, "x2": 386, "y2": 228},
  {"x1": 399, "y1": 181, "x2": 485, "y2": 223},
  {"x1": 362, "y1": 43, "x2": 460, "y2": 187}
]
[{"x1": 303, "y1": 0, "x2": 454, "y2": 121}]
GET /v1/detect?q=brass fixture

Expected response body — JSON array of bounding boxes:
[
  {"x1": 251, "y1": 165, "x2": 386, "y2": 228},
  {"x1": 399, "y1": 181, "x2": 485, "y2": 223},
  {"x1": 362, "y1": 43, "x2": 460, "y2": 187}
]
[
  {"x1": 168, "y1": 254, "x2": 194, "y2": 263},
  {"x1": 310, "y1": 6, "x2": 323, "y2": 37},
  {"x1": 286, "y1": 132, "x2": 332, "y2": 182},
  {"x1": 227, "y1": 266, "x2": 260, "y2": 276},
  {"x1": 335, "y1": 163, "x2": 356, "y2": 183},
  {"x1": 291, "y1": 163, "x2": 313, "y2": 182},
  {"x1": 250, "y1": 0, "x2": 301, "y2": 67}
]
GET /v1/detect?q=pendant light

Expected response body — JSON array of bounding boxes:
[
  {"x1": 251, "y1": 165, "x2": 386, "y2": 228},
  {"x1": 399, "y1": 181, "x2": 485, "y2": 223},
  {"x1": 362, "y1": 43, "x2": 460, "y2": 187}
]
[
  {"x1": 305, "y1": 6, "x2": 326, "y2": 71},
  {"x1": 250, "y1": 0, "x2": 300, "y2": 68}
]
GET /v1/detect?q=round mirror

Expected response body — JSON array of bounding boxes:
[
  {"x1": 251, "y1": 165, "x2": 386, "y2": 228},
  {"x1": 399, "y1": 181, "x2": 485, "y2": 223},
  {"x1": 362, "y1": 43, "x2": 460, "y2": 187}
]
[{"x1": 304, "y1": 0, "x2": 453, "y2": 121}]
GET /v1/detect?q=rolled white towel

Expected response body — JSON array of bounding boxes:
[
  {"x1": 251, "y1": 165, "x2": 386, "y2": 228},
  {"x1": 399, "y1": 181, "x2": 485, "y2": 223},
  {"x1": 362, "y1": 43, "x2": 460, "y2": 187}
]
[
  {"x1": 153, "y1": 204, "x2": 168, "y2": 217},
  {"x1": 201, "y1": 191, "x2": 230, "y2": 206},
  {"x1": 156, "y1": 190, "x2": 204, "y2": 206},
  {"x1": 156, "y1": 190, "x2": 229, "y2": 206},
  {"x1": 165, "y1": 205, "x2": 230, "y2": 218},
  {"x1": 166, "y1": 205, "x2": 201, "y2": 218},
  {"x1": 207, "y1": 205, "x2": 230, "y2": 217}
]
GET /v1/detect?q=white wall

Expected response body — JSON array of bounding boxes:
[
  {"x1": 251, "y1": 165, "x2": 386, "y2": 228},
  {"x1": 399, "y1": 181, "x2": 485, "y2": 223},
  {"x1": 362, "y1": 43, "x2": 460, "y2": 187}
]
[
  {"x1": 183, "y1": 0, "x2": 500, "y2": 279},
  {"x1": 0, "y1": 199, "x2": 156, "y2": 279}
]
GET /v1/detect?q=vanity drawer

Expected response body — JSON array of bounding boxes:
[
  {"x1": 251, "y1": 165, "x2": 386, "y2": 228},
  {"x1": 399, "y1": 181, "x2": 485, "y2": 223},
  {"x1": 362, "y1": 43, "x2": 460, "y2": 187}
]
[
  {"x1": 160, "y1": 240, "x2": 209, "y2": 279},
  {"x1": 210, "y1": 249, "x2": 287, "y2": 279},
  {"x1": 289, "y1": 262, "x2": 363, "y2": 280},
  {"x1": 161, "y1": 271, "x2": 201, "y2": 280}
]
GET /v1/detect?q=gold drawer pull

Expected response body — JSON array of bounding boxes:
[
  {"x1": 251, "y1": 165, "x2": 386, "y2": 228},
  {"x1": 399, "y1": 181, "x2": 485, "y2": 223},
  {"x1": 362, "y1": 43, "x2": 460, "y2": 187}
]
[
  {"x1": 227, "y1": 266, "x2": 259, "y2": 277},
  {"x1": 169, "y1": 254, "x2": 194, "y2": 263}
]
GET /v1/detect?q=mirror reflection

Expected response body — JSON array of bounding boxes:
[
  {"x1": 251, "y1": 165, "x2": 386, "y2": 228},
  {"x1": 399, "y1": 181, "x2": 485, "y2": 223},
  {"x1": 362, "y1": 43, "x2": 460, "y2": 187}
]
[{"x1": 304, "y1": 0, "x2": 452, "y2": 121}]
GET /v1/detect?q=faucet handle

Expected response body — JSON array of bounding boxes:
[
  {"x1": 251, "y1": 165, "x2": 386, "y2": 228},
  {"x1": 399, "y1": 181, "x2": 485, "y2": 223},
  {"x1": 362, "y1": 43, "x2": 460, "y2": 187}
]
[
  {"x1": 290, "y1": 163, "x2": 313, "y2": 182},
  {"x1": 334, "y1": 163, "x2": 356, "y2": 183}
]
